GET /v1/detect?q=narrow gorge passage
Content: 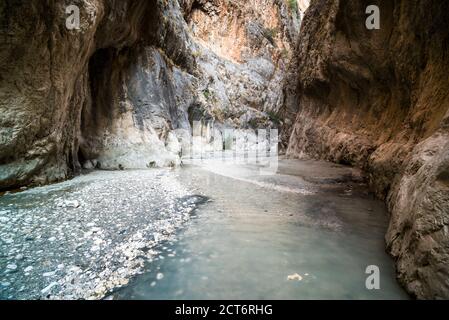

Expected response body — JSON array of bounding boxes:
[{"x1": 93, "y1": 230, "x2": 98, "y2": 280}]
[
  {"x1": 114, "y1": 159, "x2": 408, "y2": 300},
  {"x1": 1, "y1": 0, "x2": 449, "y2": 302},
  {"x1": 0, "y1": 159, "x2": 407, "y2": 299}
]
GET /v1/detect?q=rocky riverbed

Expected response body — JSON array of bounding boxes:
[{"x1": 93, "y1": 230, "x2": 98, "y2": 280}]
[
  {"x1": 1, "y1": 159, "x2": 409, "y2": 300},
  {"x1": 0, "y1": 170, "x2": 206, "y2": 300}
]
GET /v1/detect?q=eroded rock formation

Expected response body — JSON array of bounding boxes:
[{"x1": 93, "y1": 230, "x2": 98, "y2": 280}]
[
  {"x1": 286, "y1": 0, "x2": 449, "y2": 298},
  {"x1": 0, "y1": 0, "x2": 160, "y2": 188},
  {"x1": 0, "y1": 0, "x2": 300, "y2": 189}
]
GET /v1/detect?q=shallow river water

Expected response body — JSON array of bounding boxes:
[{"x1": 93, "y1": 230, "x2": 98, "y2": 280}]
[
  {"x1": 114, "y1": 159, "x2": 408, "y2": 300},
  {"x1": 0, "y1": 158, "x2": 408, "y2": 299}
]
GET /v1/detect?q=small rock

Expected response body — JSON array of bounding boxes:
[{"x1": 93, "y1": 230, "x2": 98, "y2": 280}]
[
  {"x1": 65, "y1": 200, "x2": 80, "y2": 208},
  {"x1": 6, "y1": 263, "x2": 17, "y2": 271},
  {"x1": 156, "y1": 273, "x2": 164, "y2": 280},
  {"x1": 287, "y1": 273, "x2": 303, "y2": 281},
  {"x1": 24, "y1": 266, "x2": 34, "y2": 273},
  {"x1": 41, "y1": 282, "x2": 58, "y2": 294}
]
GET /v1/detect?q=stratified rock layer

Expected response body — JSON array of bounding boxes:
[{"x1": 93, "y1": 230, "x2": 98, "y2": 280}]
[{"x1": 286, "y1": 0, "x2": 449, "y2": 298}]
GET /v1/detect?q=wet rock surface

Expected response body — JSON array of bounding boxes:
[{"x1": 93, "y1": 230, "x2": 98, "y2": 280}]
[{"x1": 0, "y1": 170, "x2": 205, "y2": 300}]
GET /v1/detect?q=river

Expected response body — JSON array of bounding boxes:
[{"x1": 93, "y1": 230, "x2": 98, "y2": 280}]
[
  {"x1": 114, "y1": 158, "x2": 408, "y2": 299},
  {"x1": 0, "y1": 158, "x2": 408, "y2": 299}
]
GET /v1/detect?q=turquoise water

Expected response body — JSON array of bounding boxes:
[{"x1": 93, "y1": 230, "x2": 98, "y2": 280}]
[{"x1": 114, "y1": 159, "x2": 408, "y2": 300}]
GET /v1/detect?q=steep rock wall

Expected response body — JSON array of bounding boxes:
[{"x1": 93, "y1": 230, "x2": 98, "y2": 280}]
[
  {"x1": 286, "y1": 0, "x2": 449, "y2": 298},
  {"x1": 0, "y1": 0, "x2": 300, "y2": 188},
  {"x1": 182, "y1": 0, "x2": 300, "y2": 136},
  {"x1": 79, "y1": 0, "x2": 197, "y2": 170},
  {"x1": 0, "y1": 0, "x2": 158, "y2": 189}
]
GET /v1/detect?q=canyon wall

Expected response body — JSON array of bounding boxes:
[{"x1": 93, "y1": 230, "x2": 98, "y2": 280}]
[
  {"x1": 286, "y1": 0, "x2": 449, "y2": 298},
  {"x1": 0, "y1": 0, "x2": 160, "y2": 188},
  {"x1": 0, "y1": 0, "x2": 300, "y2": 190}
]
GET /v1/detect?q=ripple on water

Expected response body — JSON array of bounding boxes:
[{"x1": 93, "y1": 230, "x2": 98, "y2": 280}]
[{"x1": 113, "y1": 160, "x2": 408, "y2": 300}]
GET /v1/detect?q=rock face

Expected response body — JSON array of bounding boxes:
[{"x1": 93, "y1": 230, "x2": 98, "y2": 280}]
[
  {"x1": 0, "y1": 0, "x2": 160, "y2": 188},
  {"x1": 180, "y1": 0, "x2": 301, "y2": 152},
  {"x1": 0, "y1": 0, "x2": 300, "y2": 189},
  {"x1": 286, "y1": 0, "x2": 449, "y2": 298}
]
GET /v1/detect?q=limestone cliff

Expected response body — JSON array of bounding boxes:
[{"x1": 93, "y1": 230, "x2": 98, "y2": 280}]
[
  {"x1": 286, "y1": 0, "x2": 449, "y2": 298},
  {"x1": 0, "y1": 0, "x2": 160, "y2": 188},
  {"x1": 0, "y1": 0, "x2": 300, "y2": 189}
]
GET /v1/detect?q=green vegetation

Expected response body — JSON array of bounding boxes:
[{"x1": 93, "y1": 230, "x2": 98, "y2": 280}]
[
  {"x1": 287, "y1": 0, "x2": 298, "y2": 12},
  {"x1": 203, "y1": 89, "x2": 211, "y2": 100},
  {"x1": 147, "y1": 161, "x2": 157, "y2": 168},
  {"x1": 267, "y1": 111, "x2": 282, "y2": 126},
  {"x1": 248, "y1": 118, "x2": 261, "y2": 129},
  {"x1": 202, "y1": 89, "x2": 219, "y2": 105}
]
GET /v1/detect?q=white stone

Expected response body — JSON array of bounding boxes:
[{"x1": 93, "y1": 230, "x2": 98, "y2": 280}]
[
  {"x1": 287, "y1": 273, "x2": 303, "y2": 281},
  {"x1": 24, "y1": 266, "x2": 34, "y2": 272},
  {"x1": 6, "y1": 263, "x2": 17, "y2": 270},
  {"x1": 41, "y1": 282, "x2": 58, "y2": 294},
  {"x1": 65, "y1": 200, "x2": 80, "y2": 208}
]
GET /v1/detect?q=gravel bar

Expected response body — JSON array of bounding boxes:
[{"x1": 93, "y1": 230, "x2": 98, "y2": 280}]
[{"x1": 0, "y1": 169, "x2": 206, "y2": 300}]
